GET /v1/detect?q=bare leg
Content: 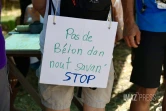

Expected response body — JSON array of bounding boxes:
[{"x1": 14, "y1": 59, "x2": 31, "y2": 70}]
[
  {"x1": 83, "y1": 104, "x2": 105, "y2": 111},
  {"x1": 45, "y1": 108, "x2": 70, "y2": 111},
  {"x1": 130, "y1": 86, "x2": 157, "y2": 111}
]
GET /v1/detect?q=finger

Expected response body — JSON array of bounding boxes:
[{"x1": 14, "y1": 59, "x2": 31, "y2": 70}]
[
  {"x1": 129, "y1": 36, "x2": 138, "y2": 48},
  {"x1": 136, "y1": 31, "x2": 141, "y2": 45},
  {"x1": 124, "y1": 37, "x2": 131, "y2": 47}
]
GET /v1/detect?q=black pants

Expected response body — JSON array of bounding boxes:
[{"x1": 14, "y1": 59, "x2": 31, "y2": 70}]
[
  {"x1": 131, "y1": 30, "x2": 166, "y2": 88},
  {"x1": 14, "y1": 57, "x2": 30, "y2": 76},
  {"x1": 19, "y1": 0, "x2": 32, "y2": 24},
  {"x1": 14, "y1": 0, "x2": 32, "y2": 77}
]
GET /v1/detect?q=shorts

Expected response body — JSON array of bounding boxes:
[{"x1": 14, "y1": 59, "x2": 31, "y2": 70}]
[
  {"x1": 131, "y1": 30, "x2": 166, "y2": 88},
  {"x1": 0, "y1": 65, "x2": 10, "y2": 111},
  {"x1": 38, "y1": 63, "x2": 114, "y2": 110}
]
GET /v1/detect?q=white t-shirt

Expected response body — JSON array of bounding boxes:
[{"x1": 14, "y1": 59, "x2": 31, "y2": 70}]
[{"x1": 40, "y1": 0, "x2": 61, "y2": 53}]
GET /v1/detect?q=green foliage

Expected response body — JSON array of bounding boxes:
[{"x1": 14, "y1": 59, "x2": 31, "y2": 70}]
[
  {"x1": 2, "y1": 2, "x2": 165, "y2": 111},
  {"x1": 1, "y1": 16, "x2": 17, "y2": 32}
]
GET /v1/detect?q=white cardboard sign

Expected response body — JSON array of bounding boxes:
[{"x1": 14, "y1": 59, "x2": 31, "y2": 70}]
[{"x1": 40, "y1": 15, "x2": 118, "y2": 88}]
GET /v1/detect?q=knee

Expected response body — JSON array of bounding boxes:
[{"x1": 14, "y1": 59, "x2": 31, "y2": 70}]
[
  {"x1": 83, "y1": 104, "x2": 105, "y2": 111},
  {"x1": 137, "y1": 86, "x2": 157, "y2": 95}
]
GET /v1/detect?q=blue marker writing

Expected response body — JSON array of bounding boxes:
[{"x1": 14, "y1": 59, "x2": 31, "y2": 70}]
[{"x1": 63, "y1": 72, "x2": 96, "y2": 84}]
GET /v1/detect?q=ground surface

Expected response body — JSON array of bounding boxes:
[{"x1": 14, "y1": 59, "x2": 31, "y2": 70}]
[{"x1": 2, "y1": 2, "x2": 165, "y2": 111}]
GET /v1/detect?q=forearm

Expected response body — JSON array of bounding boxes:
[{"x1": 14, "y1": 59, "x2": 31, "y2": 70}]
[
  {"x1": 32, "y1": 0, "x2": 46, "y2": 17},
  {"x1": 121, "y1": 0, "x2": 135, "y2": 24}
]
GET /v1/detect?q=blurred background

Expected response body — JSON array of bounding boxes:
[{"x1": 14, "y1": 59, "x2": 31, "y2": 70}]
[{"x1": 1, "y1": 0, "x2": 165, "y2": 111}]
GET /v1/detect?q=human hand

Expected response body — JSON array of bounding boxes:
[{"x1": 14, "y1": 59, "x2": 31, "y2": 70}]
[{"x1": 123, "y1": 22, "x2": 141, "y2": 48}]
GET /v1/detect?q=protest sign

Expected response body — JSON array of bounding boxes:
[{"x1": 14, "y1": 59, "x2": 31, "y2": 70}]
[{"x1": 40, "y1": 15, "x2": 117, "y2": 88}]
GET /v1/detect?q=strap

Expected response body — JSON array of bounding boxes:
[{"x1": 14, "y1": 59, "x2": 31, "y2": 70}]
[
  {"x1": 48, "y1": 0, "x2": 56, "y2": 15},
  {"x1": 110, "y1": 0, "x2": 114, "y2": 21}
]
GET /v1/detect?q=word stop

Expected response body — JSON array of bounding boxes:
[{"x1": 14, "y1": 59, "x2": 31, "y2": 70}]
[{"x1": 63, "y1": 72, "x2": 96, "y2": 84}]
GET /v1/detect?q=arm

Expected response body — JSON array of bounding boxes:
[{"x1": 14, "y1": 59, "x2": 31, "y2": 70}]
[
  {"x1": 121, "y1": 0, "x2": 140, "y2": 48},
  {"x1": 32, "y1": 0, "x2": 46, "y2": 17},
  {"x1": 122, "y1": 0, "x2": 135, "y2": 23}
]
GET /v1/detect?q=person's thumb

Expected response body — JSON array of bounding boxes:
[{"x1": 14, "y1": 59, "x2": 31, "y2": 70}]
[{"x1": 136, "y1": 31, "x2": 141, "y2": 45}]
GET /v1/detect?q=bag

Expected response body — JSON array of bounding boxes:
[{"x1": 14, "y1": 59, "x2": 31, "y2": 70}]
[
  {"x1": 29, "y1": 21, "x2": 43, "y2": 34},
  {"x1": 60, "y1": 0, "x2": 111, "y2": 21}
]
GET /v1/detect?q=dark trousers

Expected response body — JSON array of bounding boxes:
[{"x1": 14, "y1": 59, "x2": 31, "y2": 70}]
[
  {"x1": 14, "y1": 0, "x2": 32, "y2": 77},
  {"x1": 19, "y1": 0, "x2": 32, "y2": 24}
]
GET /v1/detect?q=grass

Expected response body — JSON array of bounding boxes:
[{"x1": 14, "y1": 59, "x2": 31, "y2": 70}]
[
  {"x1": 1, "y1": 7, "x2": 20, "y2": 34},
  {"x1": 2, "y1": 2, "x2": 165, "y2": 111},
  {"x1": 10, "y1": 41, "x2": 165, "y2": 111}
]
